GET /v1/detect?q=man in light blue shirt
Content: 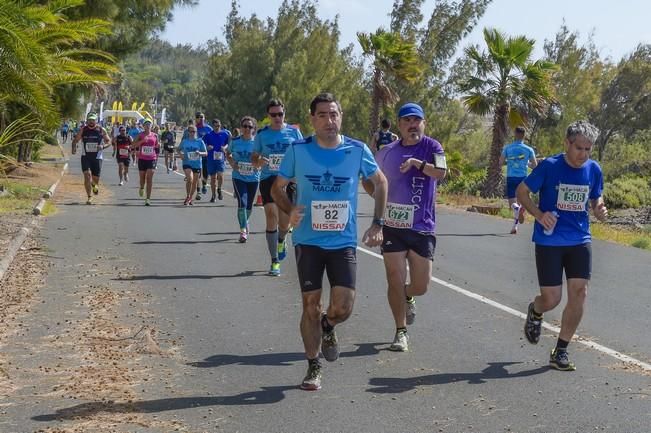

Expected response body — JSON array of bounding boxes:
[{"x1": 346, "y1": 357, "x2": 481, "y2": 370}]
[
  {"x1": 499, "y1": 126, "x2": 537, "y2": 234},
  {"x1": 272, "y1": 93, "x2": 387, "y2": 391}
]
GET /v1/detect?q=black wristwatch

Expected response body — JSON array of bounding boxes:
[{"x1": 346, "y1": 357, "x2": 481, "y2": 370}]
[{"x1": 372, "y1": 218, "x2": 385, "y2": 227}]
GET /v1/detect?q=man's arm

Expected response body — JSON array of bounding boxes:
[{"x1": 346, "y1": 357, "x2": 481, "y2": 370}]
[
  {"x1": 399, "y1": 157, "x2": 446, "y2": 180},
  {"x1": 528, "y1": 151, "x2": 538, "y2": 169},
  {"x1": 361, "y1": 169, "x2": 387, "y2": 247},
  {"x1": 271, "y1": 176, "x2": 304, "y2": 227},
  {"x1": 516, "y1": 182, "x2": 557, "y2": 231},
  {"x1": 590, "y1": 197, "x2": 608, "y2": 222},
  {"x1": 370, "y1": 132, "x2": 379, "y2": 154},
  {"x1": 71, "y1": 129, "x2": 83, "y2": 154}
]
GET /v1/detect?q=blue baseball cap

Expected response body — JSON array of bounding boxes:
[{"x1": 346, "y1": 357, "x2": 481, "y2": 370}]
[{"x1": 398, "y1": 103, "x2": 425, "y2": 119}]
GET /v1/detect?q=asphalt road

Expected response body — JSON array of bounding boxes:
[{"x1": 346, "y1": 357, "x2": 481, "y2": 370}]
[{"x1": 5, "y1": 155, "x2": 651, "y2": 433}]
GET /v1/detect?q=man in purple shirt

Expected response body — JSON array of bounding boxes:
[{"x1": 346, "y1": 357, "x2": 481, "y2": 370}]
[{"x1": 371, "y1": 102, "x2": 447, "y2": 352}]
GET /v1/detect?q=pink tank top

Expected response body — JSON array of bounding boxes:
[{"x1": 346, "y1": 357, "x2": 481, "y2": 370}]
[{"x1": 137, "y1": 132, "x2": 159, "y2": 161}]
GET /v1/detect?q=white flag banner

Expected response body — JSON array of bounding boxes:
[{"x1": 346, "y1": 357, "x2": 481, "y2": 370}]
[
  {"x1": 160, "y1": 108, "x2": 167, "y2": 125},
  {"x1": 99, "y1": 101, "x2": 105, "y2": 121},
  {"x1": 85, "y1": 102, "x2": 93, "y2": 118}
]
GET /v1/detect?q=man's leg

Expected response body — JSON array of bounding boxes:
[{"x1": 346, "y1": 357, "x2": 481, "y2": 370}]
[
  {"x1": 559, "y1": 278, "x2": 588, "y2": 343},
  {"x1": 210, "y1": 174, "x2": 217, "y2": 200},
  {"x1": 264, "y1": 203, "x2": 279, "y2": 262},
  {"x1": 83, "y1": 170, "x2": 92, "y2": 197},
  {"x1": 145, "y1": 169, "x2": 154, "y2": 199},
  {"x1": 383, "y1": 251, "x2": 409, "y2": 329},
  {"x1": 184, "y1": 169, "x2": 193, "y2": 199},
  {"x1": 301, "y1": 290, "x2": 324, "y2": 360},
  {"x1": 217, "y1": 172, "x2": 223, "y2": 200}
]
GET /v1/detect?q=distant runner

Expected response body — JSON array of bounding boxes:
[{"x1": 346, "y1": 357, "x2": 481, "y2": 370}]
[
  {"x1": 71, "y1": 112, "x2": 111, "y2": 205},
  {"x1": 112, "y1": 125, "x2": 132, "y2": 186}
]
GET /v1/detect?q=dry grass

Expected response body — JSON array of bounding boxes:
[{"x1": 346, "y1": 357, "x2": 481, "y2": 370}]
[{"x1": 592, "y1": 223, "x2": 651, "y2": 250}]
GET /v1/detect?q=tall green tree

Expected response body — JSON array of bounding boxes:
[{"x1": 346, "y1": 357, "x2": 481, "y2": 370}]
[
  {"x1": 357, "y1": 30, "x2": 423, "y2": 139},
  {"x1": 591, "y1": 44, "x2": 651, "y2": 160},
  {"x1": 459, "y1": 28, "x2": 556, "y2": 197}
]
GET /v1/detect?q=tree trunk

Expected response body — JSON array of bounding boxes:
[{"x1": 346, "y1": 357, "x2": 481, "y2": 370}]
[
  {"x1": 481, "y1": 104, "x2": 509, "y2": 198},
  {"x1": 368, "y1": 68, "x2": 382, "y2": 142}
]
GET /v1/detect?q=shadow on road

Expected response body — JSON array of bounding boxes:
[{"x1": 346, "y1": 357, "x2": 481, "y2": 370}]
[
  {"x1": 436, "y1": 233, "x2": 510, "y2": 238},
  {"x1": 196, "y1": 231, "x2": 265, "y2": 236},
  {"x1": 32, "y1": 385, "x2": 296, "y2": 421},
  {"x1": 188, "y1": 343, "x2": 387, "y2": 368},
  {"x1": 366, "y1": 362, "x2": 548, "y2": 393},
  {"x1": 132, "y1": 239, "x2": 235, "y2": 245},
  {"x1": 113, "y1": 270, "x2": 260, "y2": 281}
]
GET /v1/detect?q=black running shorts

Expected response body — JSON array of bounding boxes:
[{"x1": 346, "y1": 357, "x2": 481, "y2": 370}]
[
  {"x1": 259, "y1": 176, "x2": 295, "y2": 205},
  {"x1": 138, "y1": 159, "x2": 157, "y2": 171},
  {"x1": 535, "y1": 243, "x2": 592, "y2": 287},
  {"x1": 81, "y1": 155, "x2": 102, "y2": 177},
  {"x1": 294, "y1": 245, "x2": 357, "y2": 292},
  {"x1": 381, "y1": 226, "x2": 436, "y2": 260}
]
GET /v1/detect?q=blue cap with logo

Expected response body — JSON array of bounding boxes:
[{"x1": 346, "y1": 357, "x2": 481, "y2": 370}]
[{"x1": 398, "y1": 103, "x2": 425, "y2": 119}]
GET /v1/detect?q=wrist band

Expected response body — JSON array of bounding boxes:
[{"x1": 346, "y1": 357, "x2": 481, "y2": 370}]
[{"x1": 419, "y1": 160, "x2": 426, "y2": 172}]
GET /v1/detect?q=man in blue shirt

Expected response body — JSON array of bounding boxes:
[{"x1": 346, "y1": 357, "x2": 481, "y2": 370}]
[
  {"x1": 252, "y1": 99, "x2": 304, "y2": 276},
  {"x1": 203, "y1": 119, "x2": 231, "y2": 202},
  {"x1": 517, "y1": 121, "x2": 608, "y2": 371},
  {"x1": 195, "y1": 112, "x2": 214, "y2": 199},
  {"x1": 500, "y1": 126, "x2": 537, "y2": 234},
  {"x1": 272, "y1": 93, "x2": 388, "y2": 391}
]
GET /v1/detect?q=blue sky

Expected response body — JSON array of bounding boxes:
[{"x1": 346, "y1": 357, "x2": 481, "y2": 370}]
[{"x1": 161, "y1": 0, "x2": 650, "y2": 61}]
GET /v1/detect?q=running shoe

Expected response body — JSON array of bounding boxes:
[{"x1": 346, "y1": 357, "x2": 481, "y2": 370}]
[
  {"x1": 268, "y1": 262, "x2": 280, "y2": 276},
  {"x1": 144, "y1": 199, "x2": 151, "y2": 206},
  {"x1": 524, "y1": 302, "x2": 542, "y2": 344},
  {"x1": 124, "y1": 174, "x2": 129, "y2": 182},
  {"x1": 406, "y1": 297, "x2": 416, "y2": 325},
  {"x1": 510, "y1": 223, "x2": 518, "y2": 235},
  {"x1": 277, "y1": 239, "x2": 287, "y2": 261},
  {"x1": 300, "y1": 362, "x2": 322, "y2": 391},
  {"x1": 549, "y1": 348, "x2": 576, "y2": 371},
  {"x1": 195, "y1": 193, "x2": 202, "y2": 201},
  {"x1": 139, "y1": 188, "x2": 144, "y2": 197},
  {"x1": 209, "y1": 196, "x2": 216, "y2": 203},
  {"x1": 201, "y1": 185, "x2": 207, "y2": 194},
  {"x1": 86, "y1": 196, "x2": 93, "y2": 205},
  {"x1": 188, "y1": 199, "x2": 194, "y2": 206},
  {"x1": 518, "y1": 206, "x2": 526, "y2": 224},
  {"x1": 92, "y1": 184, "x2": 99, "y2": 195},
  {"x1": 321, "y1": 326, "x2": 339, "y2": 362},
  {"x1": 183, "y1": 197, "x2": 190, "y2": 206},
  {"x1": 239, "y1": 231, "x2": 248, "y2": 243},
  {"x1": 218, "y1": 189, "x2": 223, "y2": 200},
  {"x1": 388, "y1": 329, "x2": 409, "y2": 352},
  {"x1": 118, "y1": 180, "x2": 124, "y2": 186}
]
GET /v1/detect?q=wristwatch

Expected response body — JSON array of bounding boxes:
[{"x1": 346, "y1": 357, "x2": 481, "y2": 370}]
[{"x1": 372, "y1": 218, "x2": 385, "y2": 227}]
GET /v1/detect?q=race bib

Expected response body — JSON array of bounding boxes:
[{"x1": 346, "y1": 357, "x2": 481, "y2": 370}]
[
  {"x1": 188, "y1": 151, "x2": 201, "y2": 161},
  {"x1": 556, "y1": 183, "x2": 589, "y2": 212},
  {"x1": 141, "y1": 146, "x2": 154, "y2": 156},
  {"x1": 85, "y1": 142, "x2": 99, "y2": 152},
  {"x1": 213, "y1": 151, "x2": 223, "y2": 160},
  {"x1": 385, "y1": 202, "x2": 415, "y2": 228},
  {"x1": 268, "y1": 154, "x2": 284, "y2": 171},
  {"x1": 237, "y1": 162, "x2": 255, "y2": 176},
  {"x1": 118, "y1": 148, "x2": 129, "y2": 156},
  {"x1": 311, "y1": 201, "x2": 349, "y2": 231}
]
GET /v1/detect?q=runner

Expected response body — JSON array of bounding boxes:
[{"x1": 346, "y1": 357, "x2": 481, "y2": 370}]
[
  {"x1": 112, "y1": 125, "x2": 133, "y2": 186},
  {"x1": 518, "y1": 120, "x2": 608, "y2": 371},
  {"x1": 60, "y1": 121, "x2": 69, "y2": 143},
  {"x1": 370, "y1": 118, "x2": 398, "y2": 154},
  {"x1": 203, "y1": 119, "x2": 231, "y2": 202},
  {"x1": 226, "y1": 116, "x2": 260, "y2": 242},
  {"x1": 195, "y1": 112, "x2": 214, "y2": 200},
  {"x1": 161, "y1": 124, "x2": 177, "y2": 173},
  {"x1": 71, "y1": 112, "x2": 111, "y2": 205},
  {"x1": 178, "y1": 125, "x2": 207, "y2": 205},
  {"x1": 132, "y1": 119, "x2": 160, "y2": 206},
  {"x1": 252, "y1": 98, "x2": 303, "y2": 276},
  {"x1": 499, "y1": 125, "x2": 538, "y2": 234},
  {"x1": 272, "y1": 92, "x2": 388, "y2": 391},
  {"x1": 128, "y1": 121, "x2": 141, "y2": 165},
  {"x1": 371, "y1": 103, "x2": 447, "y2": 352}
]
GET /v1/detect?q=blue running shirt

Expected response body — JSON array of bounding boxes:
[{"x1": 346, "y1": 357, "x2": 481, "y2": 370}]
[
  {"x1": 179, "y1": 138, "x2": 207, "y2": 170},
  {"x1": 502, "y1": 140, "x2": 536, "y2": 178},
  {"x1": 230, "y1": 137, "x2": 260, "y2": 183},
  {"x1": 524, "y1": 153, "x2": 603, "y2": 246},
  {"x1": 279, "y1": 135, "x2": 378, "y2": 249},
  {"x1": 253, "y1": 125, "x2": 303, "y2": 180}
]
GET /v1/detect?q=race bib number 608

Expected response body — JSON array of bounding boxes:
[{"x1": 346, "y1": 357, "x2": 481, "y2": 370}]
[{"x1": 311, "y1": 201, "x2": 349, "y2": 231}]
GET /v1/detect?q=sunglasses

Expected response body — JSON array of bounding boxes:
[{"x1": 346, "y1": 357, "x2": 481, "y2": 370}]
[
  {"x1": 188, "y1": 130, "x2": 197, "y2": 133},
  {"x1": 241, "y1": 125, "x2": 254, "y2": 129},
  {"x1": 268, "y1": 112, "x2": 284, "y2": 118}
]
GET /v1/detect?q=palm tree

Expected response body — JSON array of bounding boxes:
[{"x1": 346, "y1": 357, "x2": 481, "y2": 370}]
[
  {"x1": 358, "y1": 30, "x2": 423, "y2": 140},
  {"x1": 459, "y1": 28, "x2": 557, "y2": 197},
  {"x1": 0, "y1": 0, "x2": 117, "y2": 162}
]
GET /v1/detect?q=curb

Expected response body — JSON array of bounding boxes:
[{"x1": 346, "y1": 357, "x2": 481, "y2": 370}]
[
  {"x1": 0, "y1": 217, "x2": 37, "y2": 283},
  {"x1": 34, "y1": 162, "x2": 68, "y2": 215}
]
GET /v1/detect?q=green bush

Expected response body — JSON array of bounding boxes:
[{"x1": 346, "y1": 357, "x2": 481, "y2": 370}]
[
  {"x1": 440, "y1": 168, "x2": 487, "y2": 195},
  {"x1": 631, "y1": 238, "x2": 651, "y2": 250},
  {"x1": 603, "y1": 176, "x2": 651, "y2": 209},
  {"x1": 43, "y1": 134, "x2": 58, "y2": 146}
]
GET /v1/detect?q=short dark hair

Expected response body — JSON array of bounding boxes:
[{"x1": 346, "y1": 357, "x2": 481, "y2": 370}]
[
  {"x1": 515, "y1": 126, "x2": 526, "y2": 134},
  {"x1": 381, "y1": 118, "x2": 391, "y2": 129},
  {"x1": 240, "y1": 115, "x2": 257, "y2": 131},
  {"x1": 266, "y1": 98, "x2": 284, "y2": 112},
  {"x1": 212, "y1": 118, "x2": 221, "y2": 125},
  {"x1": 309, "y1": 92, "x2": 341, "y2": 115}
]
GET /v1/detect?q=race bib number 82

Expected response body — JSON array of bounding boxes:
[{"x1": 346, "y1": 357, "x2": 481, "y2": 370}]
[{"x1": 311, "y1": 201, "x2": 349, "y2": 231}]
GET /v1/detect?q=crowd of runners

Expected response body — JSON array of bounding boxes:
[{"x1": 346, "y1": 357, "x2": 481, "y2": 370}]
[{"x1": 69, "y1": 93, "x2": 608, "y2": 391}]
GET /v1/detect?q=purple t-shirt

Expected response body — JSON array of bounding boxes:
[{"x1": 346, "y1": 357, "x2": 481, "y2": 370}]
[{"x1": 376, "y1": 136, "x2": 443, "y2": 234}]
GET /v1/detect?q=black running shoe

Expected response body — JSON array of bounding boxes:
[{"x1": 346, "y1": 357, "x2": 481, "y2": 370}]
[
  {"x1": 321, "y1": 325, "x2": 339, "y2": 362},
  {"x1": 524, "y1": 302, "x2": 542, "y2": 344},
  {"x1": 300, "y1": 362, "x2": 322, "y2": 391},
  {"x1": 549, "y1": 348, "x2": 576, "y2": 371}
]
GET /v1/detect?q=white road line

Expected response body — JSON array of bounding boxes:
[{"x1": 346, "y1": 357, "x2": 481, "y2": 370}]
[{"x1": 356, "y1": 245, "x2": 651, "y2": 371}]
